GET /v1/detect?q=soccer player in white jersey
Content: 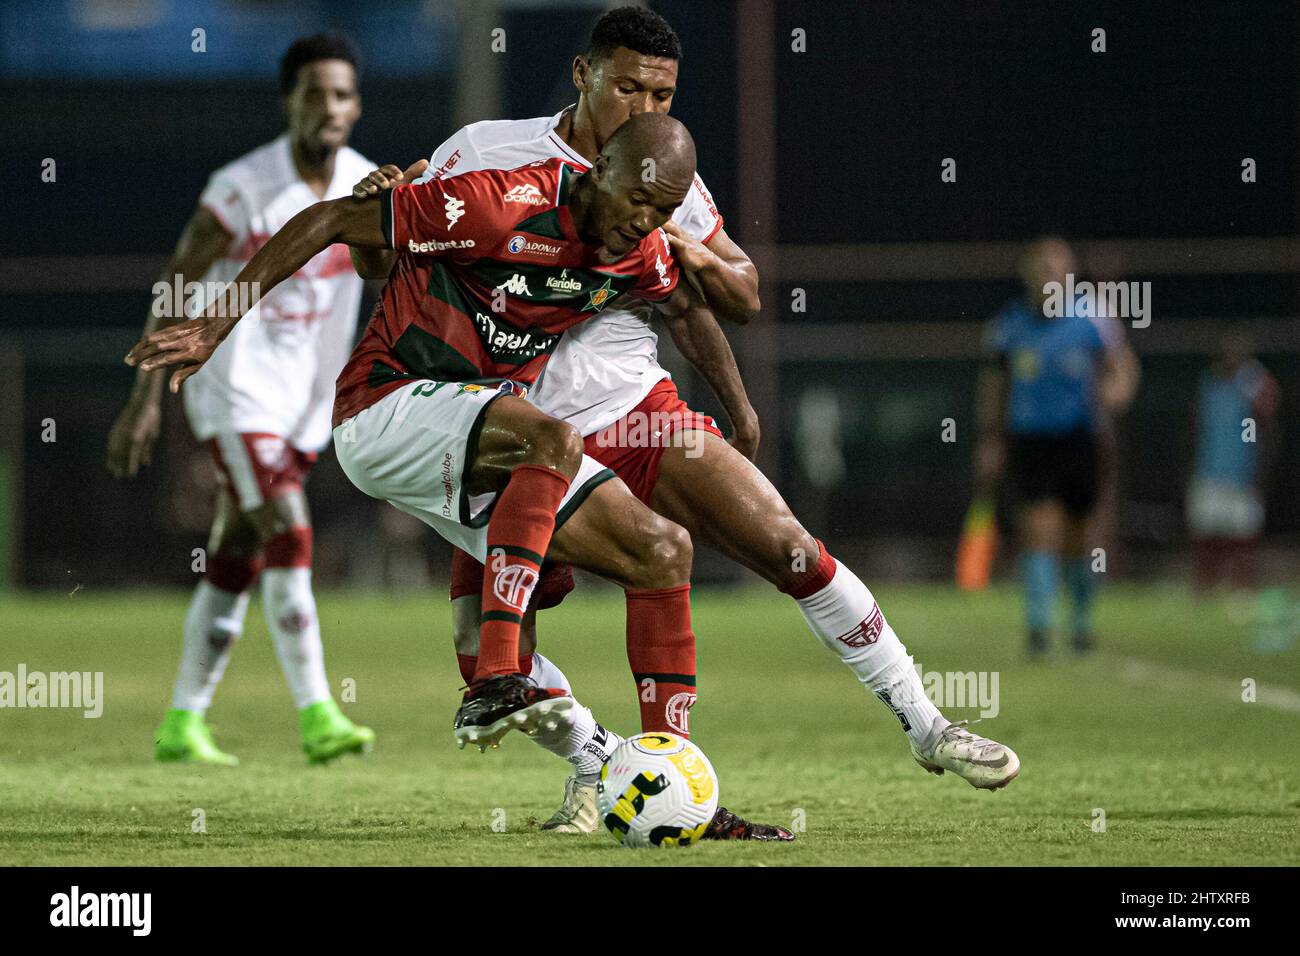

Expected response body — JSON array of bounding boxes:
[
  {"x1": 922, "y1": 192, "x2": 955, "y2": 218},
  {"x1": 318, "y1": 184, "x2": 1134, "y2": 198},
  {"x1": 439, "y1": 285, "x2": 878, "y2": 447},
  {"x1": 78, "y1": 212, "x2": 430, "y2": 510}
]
[
  {"x1": 352, "y1": 7, "x2": 1020, "y2": 837},
  {"x1": 108, "y1": 35, "x2": 375, "y2": 766}
]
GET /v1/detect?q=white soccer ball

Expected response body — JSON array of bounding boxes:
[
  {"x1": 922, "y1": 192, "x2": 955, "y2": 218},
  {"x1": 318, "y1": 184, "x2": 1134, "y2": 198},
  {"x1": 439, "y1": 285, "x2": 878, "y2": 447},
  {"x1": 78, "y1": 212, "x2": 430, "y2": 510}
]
[{"x1": 596, "y1": 732, "x2": 719, "y2": 848}]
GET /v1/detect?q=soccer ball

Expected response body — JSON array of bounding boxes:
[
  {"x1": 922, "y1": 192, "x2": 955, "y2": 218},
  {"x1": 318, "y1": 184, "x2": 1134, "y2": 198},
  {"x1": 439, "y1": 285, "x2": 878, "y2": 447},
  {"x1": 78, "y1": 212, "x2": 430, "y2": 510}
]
[{"x1": 596, "y1": 732, "x2": 719, "y2": 848}]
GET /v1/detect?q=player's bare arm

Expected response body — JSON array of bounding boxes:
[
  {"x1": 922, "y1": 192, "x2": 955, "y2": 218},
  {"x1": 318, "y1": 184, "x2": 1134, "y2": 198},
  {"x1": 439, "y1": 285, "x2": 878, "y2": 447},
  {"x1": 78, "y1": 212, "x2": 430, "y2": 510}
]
[
  {"x1": 659, "y1": 294, "x2": 760, "y2": 460},
  {"x1": 346, "y1": 158, "x2": 427, "y2": 278},
  {"x1": 126, "y1": 193, "x2": 389, "y2": 391},
  {"x1": 107, "y1": 205, "x2": 233, "y2": 478},
  {"x1": 661, "y1": 221, "x2": 760, "y2": 324}
]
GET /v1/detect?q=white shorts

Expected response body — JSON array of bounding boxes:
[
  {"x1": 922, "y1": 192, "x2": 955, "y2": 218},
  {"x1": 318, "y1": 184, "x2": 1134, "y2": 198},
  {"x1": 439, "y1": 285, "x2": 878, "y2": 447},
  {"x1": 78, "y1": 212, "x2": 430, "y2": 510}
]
[
  {"x1": 1186, "y1": 478, "x2": 1264, "y2": 540},
  {"x1": 334, "y1": 380, "x2": 615, "y2": 562}
]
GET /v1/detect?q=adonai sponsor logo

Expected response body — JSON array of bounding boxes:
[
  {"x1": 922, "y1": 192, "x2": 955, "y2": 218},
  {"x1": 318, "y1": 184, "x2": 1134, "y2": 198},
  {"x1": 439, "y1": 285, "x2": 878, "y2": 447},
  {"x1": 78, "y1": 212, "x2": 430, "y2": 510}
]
[
  {"x1": 505, "y1": 235, "x2": 562, "y2": 258},
  {"x1": 50, "y1": 886, "x2": 151, "y2": 936}
]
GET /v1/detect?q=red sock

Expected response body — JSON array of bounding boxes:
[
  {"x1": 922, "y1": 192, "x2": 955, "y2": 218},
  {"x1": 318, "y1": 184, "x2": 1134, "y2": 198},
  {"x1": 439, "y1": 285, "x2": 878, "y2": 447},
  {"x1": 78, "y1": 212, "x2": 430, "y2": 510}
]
[
  {"x1": 475, "y1": 464, "x2": 570, "y2": 682},
  {"x1": 626, "y1": 585, "x2": 696, "y2": 736},
  {"x1": 457, "y1": 653, "x2": 532, "y2": 685},
  {"x1": 780, "y1": 538, "x2": 837, "y2": 598}
]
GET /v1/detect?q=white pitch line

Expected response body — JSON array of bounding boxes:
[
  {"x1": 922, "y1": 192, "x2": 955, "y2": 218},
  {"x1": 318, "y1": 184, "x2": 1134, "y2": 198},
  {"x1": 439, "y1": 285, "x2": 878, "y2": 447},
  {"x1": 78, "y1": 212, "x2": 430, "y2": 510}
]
[{"x1": 1116, "y1": 657, "x2": 1300, "y2": 715}]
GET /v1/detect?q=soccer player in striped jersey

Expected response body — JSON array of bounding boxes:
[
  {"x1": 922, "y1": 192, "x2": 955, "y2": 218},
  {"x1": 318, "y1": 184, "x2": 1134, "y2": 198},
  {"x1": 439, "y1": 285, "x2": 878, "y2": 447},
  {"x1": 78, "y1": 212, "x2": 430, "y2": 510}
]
[
  {"x1": 128, "y1": 113, "x2": 723, "y2": 756},
  {"x1": 107, "y1": 35, "x2": 375, "y2": 765},
  {"x1": 353, "y1": 7, "x2": 1020, "y2": 839}
]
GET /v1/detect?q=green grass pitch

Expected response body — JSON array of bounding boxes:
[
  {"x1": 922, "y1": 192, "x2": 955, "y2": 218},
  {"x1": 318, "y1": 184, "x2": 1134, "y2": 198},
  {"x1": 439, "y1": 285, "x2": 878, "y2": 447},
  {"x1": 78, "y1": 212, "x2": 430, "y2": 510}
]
[{"x1": 1, "y1": 582, "x2": 1297, "y2": 866}]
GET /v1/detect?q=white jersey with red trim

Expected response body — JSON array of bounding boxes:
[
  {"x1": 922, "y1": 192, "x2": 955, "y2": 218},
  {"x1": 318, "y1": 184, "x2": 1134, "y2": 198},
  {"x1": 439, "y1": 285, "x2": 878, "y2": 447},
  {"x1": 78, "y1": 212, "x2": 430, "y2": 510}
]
[
  {"x1": 182, "y1": 134, "x2": 374, "y2": 453},
  {"x1": 415, "y1": 109, "x2": 724, "y2": 436}
]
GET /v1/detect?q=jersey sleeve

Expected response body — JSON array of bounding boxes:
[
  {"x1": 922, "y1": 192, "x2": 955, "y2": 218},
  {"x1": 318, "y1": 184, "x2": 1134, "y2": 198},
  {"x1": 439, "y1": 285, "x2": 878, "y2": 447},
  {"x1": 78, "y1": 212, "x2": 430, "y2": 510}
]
[
  {"x1": 673, "y1": 174, "x2": 724, "y2": 244},
  {"x1": 415, "y1": 125, "x2": 480, "y2": 184},
  {"x1": 627, "y1": 228, "x2": 680, "y2": 303},
  {"x1": 198, "y1": 171, "x2": 249, "y2": 244},
  {"x1": 382, "y1": 170, "x2": 500, "y2": 254}
]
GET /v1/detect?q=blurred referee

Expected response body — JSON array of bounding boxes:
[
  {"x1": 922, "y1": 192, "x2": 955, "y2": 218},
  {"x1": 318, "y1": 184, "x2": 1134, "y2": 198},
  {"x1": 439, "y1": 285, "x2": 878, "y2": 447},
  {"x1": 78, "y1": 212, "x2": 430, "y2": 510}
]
[{"x1": 974, "y1": 237, "x2": 1137, "y2": 657}]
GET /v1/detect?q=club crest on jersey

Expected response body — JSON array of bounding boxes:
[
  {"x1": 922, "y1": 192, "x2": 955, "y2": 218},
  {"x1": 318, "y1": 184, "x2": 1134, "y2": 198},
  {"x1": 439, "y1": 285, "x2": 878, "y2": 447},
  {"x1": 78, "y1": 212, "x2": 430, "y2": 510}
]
[
  {"x1": 493, "y1": 565, "x2": 539, "y2": 613},
  {"x1": 503, "y1": 184, "x2": 548, "y2": 205},
  {"x1": 584, "y1": 278, "x2": 616, "y2": 312},
  {"x1": 444, "y1": 196, "x2": 465, "y2": 229},
  {"x1": 836, "y1": 604, "x2": 884, "y2": 648}
]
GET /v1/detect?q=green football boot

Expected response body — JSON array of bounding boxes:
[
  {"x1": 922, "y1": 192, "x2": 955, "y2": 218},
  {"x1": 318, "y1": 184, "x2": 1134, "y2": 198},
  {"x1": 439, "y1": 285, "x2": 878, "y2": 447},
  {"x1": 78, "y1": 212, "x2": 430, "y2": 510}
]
[
  {"x1": 154, "y1": 708, "x2": 239, "y2": 766},
  {"x1": 300, "y1": 699, "x2": 374, "y2": 765}
]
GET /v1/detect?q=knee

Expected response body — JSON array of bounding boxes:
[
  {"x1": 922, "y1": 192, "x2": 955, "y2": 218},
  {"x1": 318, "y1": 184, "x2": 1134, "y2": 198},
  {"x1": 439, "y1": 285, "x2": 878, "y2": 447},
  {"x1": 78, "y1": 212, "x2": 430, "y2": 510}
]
[
  {"x1": 638, "y1": 520, "x2": 693, "y2": 586},
  {"x1": 525, "y1": 418, "x2": 583, "y2": 478}
]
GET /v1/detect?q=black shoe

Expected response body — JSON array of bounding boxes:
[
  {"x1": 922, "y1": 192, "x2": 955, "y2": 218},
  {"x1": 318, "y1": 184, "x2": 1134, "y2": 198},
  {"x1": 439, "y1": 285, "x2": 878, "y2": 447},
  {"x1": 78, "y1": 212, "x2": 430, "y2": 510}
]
[
  {"x1": 1071, "y1": 632, "x2": 1096, "y2": 656},
  {"x1": 1027, "y1": 629, "x2": 1049, "y2": 660},
  {"x1": 701, "y1": 806, "x2": 795, "y2": 841},
  {"x1": 453, "y1": 673, "x2": 573, "y2": 752}
]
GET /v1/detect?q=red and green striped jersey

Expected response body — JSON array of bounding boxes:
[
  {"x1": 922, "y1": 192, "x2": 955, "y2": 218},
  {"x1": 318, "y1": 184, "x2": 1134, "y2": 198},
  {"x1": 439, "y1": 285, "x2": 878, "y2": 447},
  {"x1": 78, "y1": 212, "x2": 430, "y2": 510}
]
[{"x1": 333, "y1": 158, "x2": 680, "y2": 426}]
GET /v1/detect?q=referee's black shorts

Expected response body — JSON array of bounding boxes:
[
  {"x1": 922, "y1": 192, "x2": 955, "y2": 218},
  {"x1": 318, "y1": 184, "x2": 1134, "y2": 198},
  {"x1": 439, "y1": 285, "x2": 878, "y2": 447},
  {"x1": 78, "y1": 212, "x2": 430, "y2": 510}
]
[{"x1": 1006, "y1": 427, "x2": 1100, "y2": 519}]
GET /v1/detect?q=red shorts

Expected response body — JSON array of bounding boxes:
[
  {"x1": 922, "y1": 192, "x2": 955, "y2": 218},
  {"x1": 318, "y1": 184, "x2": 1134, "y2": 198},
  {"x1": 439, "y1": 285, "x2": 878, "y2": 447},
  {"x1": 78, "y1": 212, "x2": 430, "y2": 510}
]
[
  {"x1": 207, "y1": 432, "x2": 316, "y2": 511},
  {"x1": 449, "y1": 378, "x2": 722, "y2": 603}
]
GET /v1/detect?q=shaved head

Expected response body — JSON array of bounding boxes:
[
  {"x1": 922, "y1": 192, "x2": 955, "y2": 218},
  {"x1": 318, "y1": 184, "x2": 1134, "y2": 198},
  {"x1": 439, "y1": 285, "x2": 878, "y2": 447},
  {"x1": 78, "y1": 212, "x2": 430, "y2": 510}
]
[{"x1": 602, "y1": 111, "x2": 696, "y2": 187}]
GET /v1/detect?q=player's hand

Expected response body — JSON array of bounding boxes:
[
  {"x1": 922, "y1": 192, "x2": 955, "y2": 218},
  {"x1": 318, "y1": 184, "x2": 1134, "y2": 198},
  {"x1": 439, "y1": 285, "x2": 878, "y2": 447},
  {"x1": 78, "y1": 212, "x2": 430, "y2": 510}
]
[
  {"x1": 352, "y1": 159, "x2": 429, "y2": 199},
  {"x1": 661, "y1": 220, "x2": 715, "y2": 274},
  {"x1": 729, "y1": 412, "x2": 761, "y2": 461},
  {"x1": 106, "y1": 394, "x2": 161, "y2": 478},
  {"x1": 124, "y1": 317, "x2": 230, "y2": 393}
]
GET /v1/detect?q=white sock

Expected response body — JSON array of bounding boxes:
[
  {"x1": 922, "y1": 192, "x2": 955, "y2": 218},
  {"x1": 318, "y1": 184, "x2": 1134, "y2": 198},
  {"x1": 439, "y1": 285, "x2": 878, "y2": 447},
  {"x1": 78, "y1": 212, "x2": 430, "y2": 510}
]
[
  {"x1": 171, "y1": 581, "x2": 249, "y2": 712},
  {"x1": 261, "y1": 566, "x2": 331, "y2": 710},
  {"x1": 529, "y1": 651, "x2": 572, "y2": 694},
  {"x1": 793, "y1": 561, "x2": 944, "y2": 750},
  {"x1": 527, "y1": 653, "x2": 623, "y2": 783}
]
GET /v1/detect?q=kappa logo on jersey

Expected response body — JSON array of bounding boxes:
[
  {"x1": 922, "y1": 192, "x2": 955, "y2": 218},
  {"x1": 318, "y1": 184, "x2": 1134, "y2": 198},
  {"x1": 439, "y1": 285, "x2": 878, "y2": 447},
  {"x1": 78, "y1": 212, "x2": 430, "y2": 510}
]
[
  {"x1": 545, "y1": 269, "x2": 582, "y2": 293},
  {"x1": 836, "y1": 604, "x2": 884, "y2": 648},
  {"x1": 495, "y1": 273, "x2": 532, "y2": 297},
  {"x1": 444, "y1": 195, "x2": 466, "y2": 229},
  {"x1": 493, "y1": 564, "x2": 539, "y2": 612},
  {"x1": 503, "y1": 184, "x2": 548, "y2": 205},
  {"x1": 665, "y1": 692, "x2": 696, "y2": 736},
  {"x1": 506, "y1": 235, "x2": 562, "y2": 258},
  {"x1": 408, "y1": 237, "x2": 476, "y2": 253}
]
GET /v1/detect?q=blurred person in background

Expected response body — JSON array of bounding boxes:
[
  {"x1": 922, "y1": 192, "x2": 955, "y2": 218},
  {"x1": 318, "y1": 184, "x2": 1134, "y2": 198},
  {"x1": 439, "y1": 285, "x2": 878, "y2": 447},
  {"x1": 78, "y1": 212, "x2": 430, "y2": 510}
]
[
  {"x1": 1186, "y1": 331, "x2": 1280, "y2": 593},
  {"x1": 974, "y1": 236, "x2": 1133, "y2": 658},
  {"x1": 106, "y1": 34, "x2": 375, "y2": 766}
]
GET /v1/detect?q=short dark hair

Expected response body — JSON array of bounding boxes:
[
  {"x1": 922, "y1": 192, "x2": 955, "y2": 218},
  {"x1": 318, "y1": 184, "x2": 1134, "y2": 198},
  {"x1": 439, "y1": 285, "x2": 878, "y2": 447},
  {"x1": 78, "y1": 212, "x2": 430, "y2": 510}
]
[
  {"x1": 279, "y1": 33, "x2": 360, "y2": 95},
  {"x1": 588, "y1": 6, "x2": 682, "y2": 63}
]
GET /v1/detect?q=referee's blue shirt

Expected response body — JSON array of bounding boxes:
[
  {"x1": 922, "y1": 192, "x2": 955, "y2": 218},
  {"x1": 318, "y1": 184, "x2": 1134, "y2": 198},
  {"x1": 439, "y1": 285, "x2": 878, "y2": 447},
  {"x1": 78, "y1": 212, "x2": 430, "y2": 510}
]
[{"x1": 985, "y1": 296, "x2": 1107, "y2": 437}]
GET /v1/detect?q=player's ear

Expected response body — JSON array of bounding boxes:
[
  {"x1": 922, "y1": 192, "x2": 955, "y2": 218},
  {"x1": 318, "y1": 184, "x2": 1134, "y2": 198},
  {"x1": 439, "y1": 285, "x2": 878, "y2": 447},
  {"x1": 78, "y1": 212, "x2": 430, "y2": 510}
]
[{"x1": 572, "y1": 54, "x2": 590, "y2": 94}]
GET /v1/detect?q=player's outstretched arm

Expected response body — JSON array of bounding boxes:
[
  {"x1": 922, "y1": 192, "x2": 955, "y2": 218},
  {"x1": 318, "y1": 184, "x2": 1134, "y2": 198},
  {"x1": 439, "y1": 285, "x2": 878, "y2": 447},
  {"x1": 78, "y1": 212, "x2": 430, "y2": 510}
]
[
  {"x1": 126, "y1": 195, "x2": 389, "y2": 392},
  {"x1": 347, "y1": 159, "x2": 428, "y2": 279},
  {"x1": 107, "y1": 206, "x2": 232, "y2": 478},
  {"x1": 656, "y1": 285, "x2": 760, "y2": 460},
  {"x1": 661, "y1": 222, "x2": 760, "y2": 325}
]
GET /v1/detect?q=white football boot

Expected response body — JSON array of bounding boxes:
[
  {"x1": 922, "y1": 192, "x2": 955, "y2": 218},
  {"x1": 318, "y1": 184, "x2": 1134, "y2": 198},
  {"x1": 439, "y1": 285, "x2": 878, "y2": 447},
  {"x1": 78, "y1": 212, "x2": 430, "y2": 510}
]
[
  {"x1": 910, "y1": 717, "x2": 1020, "y2": 790},
  {"x1": 542, "y1": 776, "x2": 600, "y2": 833}
]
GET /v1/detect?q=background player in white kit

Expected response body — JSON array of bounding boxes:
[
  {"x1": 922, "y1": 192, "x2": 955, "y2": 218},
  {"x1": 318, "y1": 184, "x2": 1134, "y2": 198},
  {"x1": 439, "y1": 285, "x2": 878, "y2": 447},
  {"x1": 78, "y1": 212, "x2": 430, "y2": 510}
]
[{"x1": 108, "y1": 34, "x2": 375, "y2": 766}]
